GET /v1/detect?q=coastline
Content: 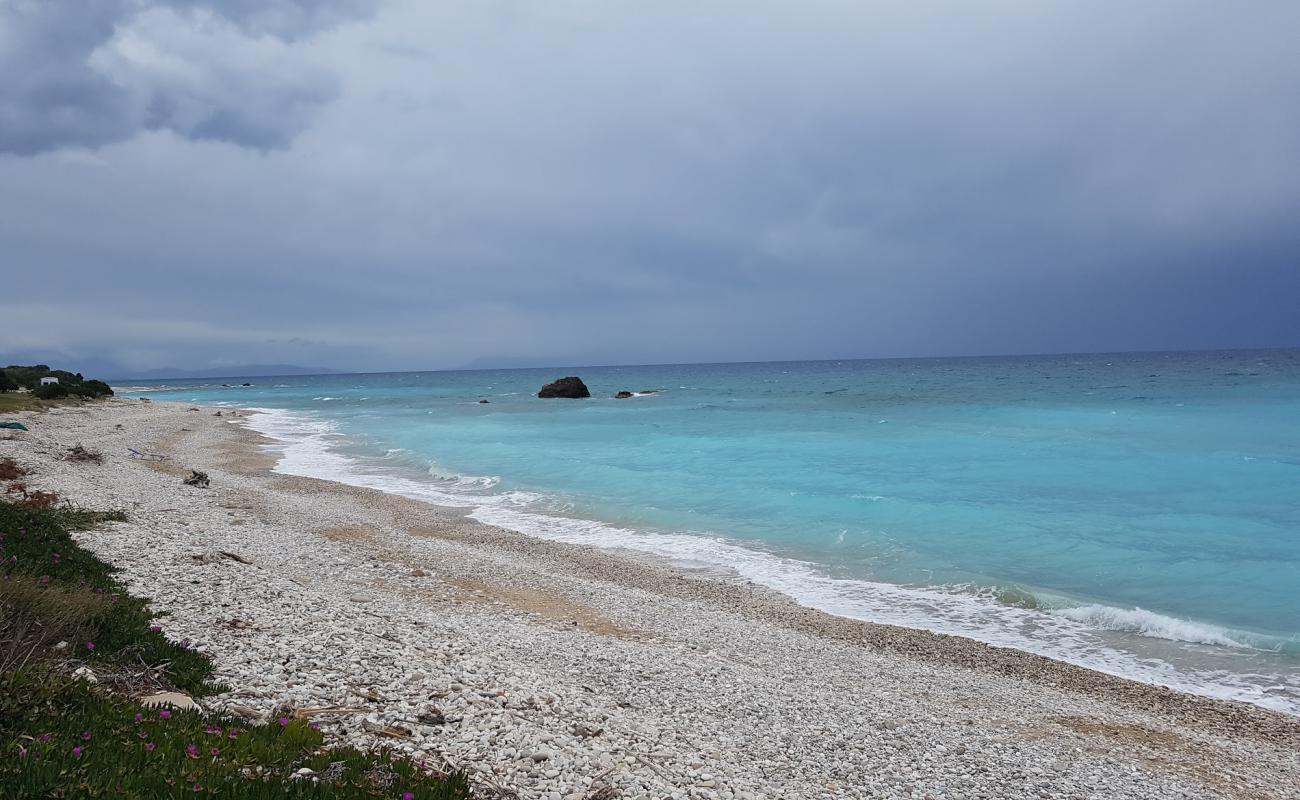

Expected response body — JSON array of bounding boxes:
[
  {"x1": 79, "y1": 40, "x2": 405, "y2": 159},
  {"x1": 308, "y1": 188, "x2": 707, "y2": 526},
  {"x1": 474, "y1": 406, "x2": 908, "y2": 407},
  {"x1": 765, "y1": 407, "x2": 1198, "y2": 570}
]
[{"x1": 2, "y1": 398, "x2": 1297, "y2": 799}]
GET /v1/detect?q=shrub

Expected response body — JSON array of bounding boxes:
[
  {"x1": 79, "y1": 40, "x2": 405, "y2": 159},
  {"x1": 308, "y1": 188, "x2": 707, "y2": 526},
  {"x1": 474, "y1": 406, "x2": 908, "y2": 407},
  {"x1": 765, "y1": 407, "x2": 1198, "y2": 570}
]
[
  {"x1": 32, "y1": 383, "x2": 68, "y2": 400},
  {"x1": 81, "y1": 379, "x2": 114, "y2": 397},
  {"x1": 0, "y1": 371, "x2": 17, "y2": 392}
]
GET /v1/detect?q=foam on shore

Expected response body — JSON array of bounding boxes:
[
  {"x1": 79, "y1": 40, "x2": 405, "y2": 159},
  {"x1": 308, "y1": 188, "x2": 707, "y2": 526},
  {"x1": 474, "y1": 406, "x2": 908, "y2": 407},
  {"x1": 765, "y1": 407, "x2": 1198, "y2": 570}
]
[{"x1": 243, "y1": 406, "x2": 1300, "y2": 715}]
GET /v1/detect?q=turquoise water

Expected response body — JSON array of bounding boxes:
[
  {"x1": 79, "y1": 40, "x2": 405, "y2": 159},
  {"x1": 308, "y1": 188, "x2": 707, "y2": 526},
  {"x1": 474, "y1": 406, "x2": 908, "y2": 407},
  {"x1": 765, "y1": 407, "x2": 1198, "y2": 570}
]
[{"x1": 126, "y1": 350, "x2": 1300, "y2": 713}]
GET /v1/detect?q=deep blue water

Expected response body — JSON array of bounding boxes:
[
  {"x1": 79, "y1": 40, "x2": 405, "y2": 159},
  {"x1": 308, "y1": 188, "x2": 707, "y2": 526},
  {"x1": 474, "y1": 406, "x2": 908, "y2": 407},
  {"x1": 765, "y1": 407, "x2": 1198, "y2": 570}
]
[{"x1": 126, "y1": 349, "x2": 1300, "y2": 713}]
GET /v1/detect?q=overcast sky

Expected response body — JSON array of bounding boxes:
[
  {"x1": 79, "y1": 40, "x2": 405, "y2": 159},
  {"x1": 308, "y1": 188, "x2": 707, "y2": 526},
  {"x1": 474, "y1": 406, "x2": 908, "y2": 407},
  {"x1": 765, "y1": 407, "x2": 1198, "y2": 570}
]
[{"x1": 3, "y1": 0, "x2": 1298, "y2": 375}]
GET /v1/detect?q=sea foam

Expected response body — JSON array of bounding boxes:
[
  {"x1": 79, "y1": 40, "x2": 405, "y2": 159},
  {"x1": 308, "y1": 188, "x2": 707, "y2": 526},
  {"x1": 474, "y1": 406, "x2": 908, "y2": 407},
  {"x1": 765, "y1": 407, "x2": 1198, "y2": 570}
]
[{"x1": 243, "y1": 406, "x2": 1300, "y2": 715}]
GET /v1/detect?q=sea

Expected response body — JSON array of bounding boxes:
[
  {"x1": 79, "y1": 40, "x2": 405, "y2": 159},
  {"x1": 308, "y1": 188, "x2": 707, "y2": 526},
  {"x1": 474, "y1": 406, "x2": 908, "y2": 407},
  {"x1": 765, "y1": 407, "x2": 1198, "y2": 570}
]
[{"x1": 123, "y1": 349, "x2": 1300, "y2": 715}]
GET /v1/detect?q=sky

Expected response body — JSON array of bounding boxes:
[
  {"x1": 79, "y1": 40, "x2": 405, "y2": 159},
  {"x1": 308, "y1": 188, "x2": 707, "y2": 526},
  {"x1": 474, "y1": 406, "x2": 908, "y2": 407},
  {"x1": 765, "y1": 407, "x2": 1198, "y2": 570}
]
[{"x1": 2, "y1": 0, "x2": 1299, "y2": 377}]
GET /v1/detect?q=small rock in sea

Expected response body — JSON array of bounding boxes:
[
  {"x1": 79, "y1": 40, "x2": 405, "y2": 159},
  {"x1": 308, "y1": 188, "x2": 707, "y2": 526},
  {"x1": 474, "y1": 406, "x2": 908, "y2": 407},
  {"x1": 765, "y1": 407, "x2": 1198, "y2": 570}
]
[
  {"x1": 242, "y1": 383, "x2": 252, "y2": 387},
  {"x1": 478, "y1": 399, "x2": 490, "y2": 404},
  {"x1": 537, "y1": 377, "x2": 590, "y2": 399},
  {"x1": 614, "y1": 391, "x2": 634, "y2": 399},
  {"x1": 140, "y1": 691, "x2": 201, "y2": 711}
]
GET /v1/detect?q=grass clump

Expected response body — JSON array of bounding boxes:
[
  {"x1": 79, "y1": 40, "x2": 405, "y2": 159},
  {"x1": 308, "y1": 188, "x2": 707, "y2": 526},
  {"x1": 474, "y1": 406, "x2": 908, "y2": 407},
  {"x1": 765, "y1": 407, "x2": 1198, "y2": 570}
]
[
  {"x1": 0, "y1": 675, "x2": 472, "y2": 798},
  {"x1": 0, "y1": 500, "x2": 214, "y2": 694},
  {"x1": 0, "y1": 499, "x2": 475, "y2": 799}
]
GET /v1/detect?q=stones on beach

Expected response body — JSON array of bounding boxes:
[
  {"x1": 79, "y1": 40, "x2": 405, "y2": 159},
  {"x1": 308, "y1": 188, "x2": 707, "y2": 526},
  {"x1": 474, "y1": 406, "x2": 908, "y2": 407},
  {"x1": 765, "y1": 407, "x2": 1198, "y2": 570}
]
[
  {"x1": 183, "y1": 469, "x2": 210, "y2": 487},
  {"x1": 537, "y1": 377, "x2": 590, "y2": 399}
]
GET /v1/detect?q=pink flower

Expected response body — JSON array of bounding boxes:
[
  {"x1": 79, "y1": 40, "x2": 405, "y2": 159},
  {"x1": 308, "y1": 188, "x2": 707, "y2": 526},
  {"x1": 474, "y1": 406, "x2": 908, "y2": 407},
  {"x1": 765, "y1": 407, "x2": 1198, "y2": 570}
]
[
  {"x1": 85, "y1": 641, "x2": 95, "y2": 651},
  {"x1": 149, "y1": 625, "x2": 162, "y2": 633},
  {"x1": 186, "y1": 743, "x2": 199, "y2": 759},
  {"x1": 159, "y1": 710, "x2": 171, "y2": 719},
  {"x1": 227, "y1": 729, "x2": 239, "y2": 739},
  {"x1": 37, "y1": 575, "x2": 50, "y2": 585},
  {"x1": 135, "y1": 713, "x2": 143, "y2": 723},
  {"x1": 403, "y1": 793, "x2": 414, "y2": 800},
  {"x1": 81, "y1": 731, "x2": 92, "y2": 740},
  {"x1": 37, "y1": 733, "x2": 51, "y2": 744},
  {"x1": 193, "y1": 783, "x2": 202, "y2": 792},
  {"x1": 145, "y1": 742, "x2": 156, "y2": 752},
  {"x1": 72, "y1": 746, "x2": 83, "y2": 759},
  {"x1": 278, "y1": 717, "x2": 290, "y2": 727}
]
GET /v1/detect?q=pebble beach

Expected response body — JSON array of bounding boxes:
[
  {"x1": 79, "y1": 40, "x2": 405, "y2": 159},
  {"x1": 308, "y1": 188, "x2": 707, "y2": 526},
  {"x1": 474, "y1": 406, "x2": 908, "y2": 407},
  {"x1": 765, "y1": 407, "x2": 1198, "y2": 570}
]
[{"x1": 2, "y1": 399, "x2": 1297, "y2": 800}]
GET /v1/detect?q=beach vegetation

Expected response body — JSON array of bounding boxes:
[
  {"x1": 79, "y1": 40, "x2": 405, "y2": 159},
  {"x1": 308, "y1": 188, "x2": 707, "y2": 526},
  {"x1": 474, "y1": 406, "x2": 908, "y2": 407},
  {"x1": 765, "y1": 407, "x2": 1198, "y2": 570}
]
[
  {"x1": 0, "y1": 498, "x2": 473, "y2": 799},
  {"x1": 0, "y1": 370, "x2": 18, "y2": 392},
  {"x1": 3, "y1": 365, "x2": 113, "y2": 399}
]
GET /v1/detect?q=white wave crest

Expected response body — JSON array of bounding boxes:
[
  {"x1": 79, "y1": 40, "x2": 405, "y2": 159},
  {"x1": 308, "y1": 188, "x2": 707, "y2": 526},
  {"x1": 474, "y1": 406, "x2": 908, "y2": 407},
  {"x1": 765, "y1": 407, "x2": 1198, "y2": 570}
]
[{"x1": 1053, "y1": 605, "x2": 1250, "y2": 648}]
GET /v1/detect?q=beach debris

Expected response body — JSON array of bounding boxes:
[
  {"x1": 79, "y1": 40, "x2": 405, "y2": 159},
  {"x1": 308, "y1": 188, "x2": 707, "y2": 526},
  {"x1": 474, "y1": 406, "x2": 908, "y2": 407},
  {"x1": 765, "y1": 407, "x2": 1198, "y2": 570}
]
[
  {"x1": 537, "y1": 376, "x2": 590, "y2": 399},
  {"x1": 0, "y1": 456, "x2": 28, "y2": 480},
  {"x1": 183, "y1": 469, "x2": 210, "y2": 487},
  {"x1": 410, "y1": 568, "x2": 428, "y2": 577},
  {"x1": 127, "y1": 447, "x2": 168, "y2": 461},
  {"x1": 213, "y1": 410, "x2": 223, "y2": 416},
  {"x1": 614, "y1": 391, "x2": 634, "y2": 399},
  {"x1": 64, "y1": 444, "x2": 104, "y2": 464},
  {"x1": 416, "y1": 706, "x2": 446, "y2": 725},
  {"x1": 140, "y1": 691, "x2": 201, "y2": 712},
  {"x1": 193, "y1": 549, "x2": 252, "y2": 565},
  {"x1": 0, "y1": 421, "x2": 28, "y2": 430},
  {"x1": 72, "y1": 666, "x2": 99, "y2": 684},
  {"x1": 361, "y1": 719, "x2": 413, "y2": 738}
]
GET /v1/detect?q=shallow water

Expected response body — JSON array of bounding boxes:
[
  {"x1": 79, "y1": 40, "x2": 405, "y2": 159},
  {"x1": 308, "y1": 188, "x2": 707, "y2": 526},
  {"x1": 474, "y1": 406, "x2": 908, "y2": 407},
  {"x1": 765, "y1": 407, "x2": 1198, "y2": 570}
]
[{"x1": 128, "y1": 349, "x2": 1300, "y2": 714}]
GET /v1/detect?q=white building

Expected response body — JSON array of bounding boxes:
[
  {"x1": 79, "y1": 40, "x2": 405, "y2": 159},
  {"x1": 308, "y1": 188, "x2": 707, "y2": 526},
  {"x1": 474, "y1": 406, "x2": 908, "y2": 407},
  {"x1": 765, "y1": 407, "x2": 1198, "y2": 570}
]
[{"x1": 40, "y1": 377, "x2": 59, "y2": 386}]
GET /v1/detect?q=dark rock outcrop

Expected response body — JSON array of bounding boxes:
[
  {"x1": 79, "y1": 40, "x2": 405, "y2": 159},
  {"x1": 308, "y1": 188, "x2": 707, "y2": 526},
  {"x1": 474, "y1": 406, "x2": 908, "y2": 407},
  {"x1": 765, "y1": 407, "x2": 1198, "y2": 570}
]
[
  {"x1": 478, "y1": 399, "x2": 490, "y2": 404},
  {"x1": 614, "y1": 391, "x2": 634, "y2": 399},
  {"x1": 538, "y1": 377, "x2": 590, "y2": 399}
]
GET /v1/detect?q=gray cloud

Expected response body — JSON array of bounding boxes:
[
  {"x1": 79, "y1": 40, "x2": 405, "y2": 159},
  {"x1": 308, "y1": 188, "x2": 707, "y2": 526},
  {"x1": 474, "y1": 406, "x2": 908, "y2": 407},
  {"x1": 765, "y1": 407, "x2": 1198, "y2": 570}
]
[
  {"x1": 0, "y1": 0, "x2": 367, "y2": 154},
  {"x1": 1, "y1": 0, "x2": 1298, "y2": 374}
]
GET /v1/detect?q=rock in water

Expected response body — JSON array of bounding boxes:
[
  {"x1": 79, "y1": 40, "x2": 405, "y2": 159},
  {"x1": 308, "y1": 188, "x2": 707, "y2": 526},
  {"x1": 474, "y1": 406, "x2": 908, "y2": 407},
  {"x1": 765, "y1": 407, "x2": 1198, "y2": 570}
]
[
  {"x1": 614, "y1": 391, "x2": 634, "y2": 399},
  {"x1": 537, "y1": 377, "x2": 590, "y2": 399}
]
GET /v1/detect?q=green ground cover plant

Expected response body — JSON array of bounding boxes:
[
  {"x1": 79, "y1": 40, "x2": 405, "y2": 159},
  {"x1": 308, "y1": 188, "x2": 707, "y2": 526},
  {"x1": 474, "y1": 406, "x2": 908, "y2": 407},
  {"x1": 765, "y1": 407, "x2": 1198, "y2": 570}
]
[{"x1": 0, "y1": 498, "x2": 473, "y2": 799}]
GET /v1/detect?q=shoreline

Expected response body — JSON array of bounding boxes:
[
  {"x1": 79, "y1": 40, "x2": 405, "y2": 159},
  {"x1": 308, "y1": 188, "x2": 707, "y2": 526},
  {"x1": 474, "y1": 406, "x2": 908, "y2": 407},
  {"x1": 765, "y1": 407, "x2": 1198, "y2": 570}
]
[
  {"x1": 239, "y1": 402, "x2": 1299, "y2": 717},
  {"x1": 2, "y1": 398, "x2": 1297, "y2": 799}
]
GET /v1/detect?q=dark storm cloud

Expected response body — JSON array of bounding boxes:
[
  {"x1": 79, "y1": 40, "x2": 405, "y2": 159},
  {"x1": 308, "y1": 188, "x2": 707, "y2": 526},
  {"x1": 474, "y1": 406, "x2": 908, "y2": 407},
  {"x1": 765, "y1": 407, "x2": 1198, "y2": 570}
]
[
  {"x1": 1, "y1": 0, "x2": 1298, "y2": 374},
  {"x1": 0, "y1": 0, "x2": 371, "y2": 154}
]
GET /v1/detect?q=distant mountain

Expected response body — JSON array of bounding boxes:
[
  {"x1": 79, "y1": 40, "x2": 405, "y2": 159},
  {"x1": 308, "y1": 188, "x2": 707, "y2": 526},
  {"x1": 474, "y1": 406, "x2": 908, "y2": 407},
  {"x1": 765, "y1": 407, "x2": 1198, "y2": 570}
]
[{"x1": 111, "y1": 364, "x2": 343, "y2": 381}]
